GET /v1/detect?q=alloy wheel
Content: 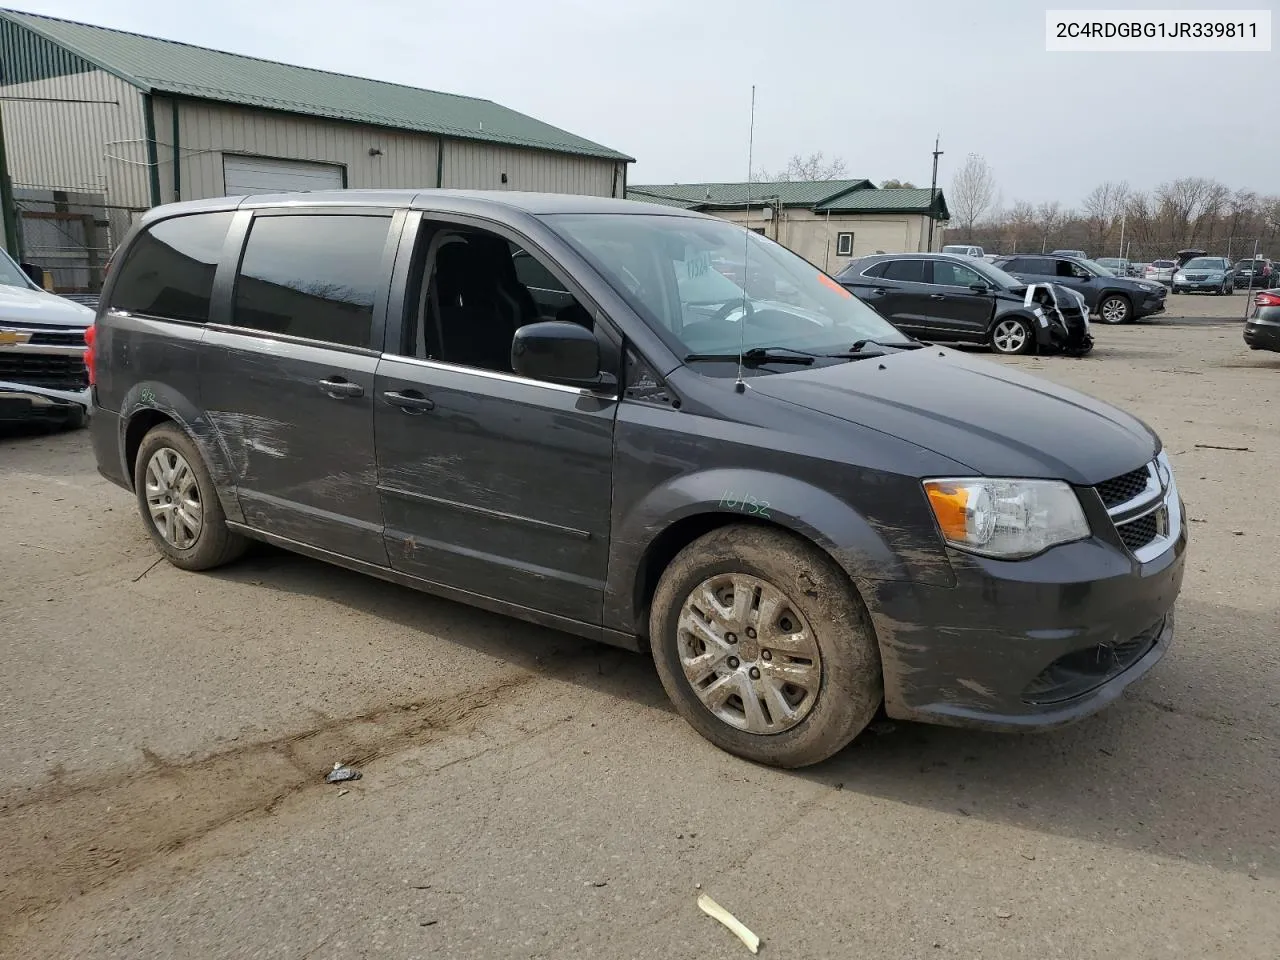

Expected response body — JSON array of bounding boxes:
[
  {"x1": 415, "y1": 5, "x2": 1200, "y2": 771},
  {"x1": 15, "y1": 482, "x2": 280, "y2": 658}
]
[
  {"x1": 1100, "y1": 297, "x2": 1129, "y2": 324},
  {"x1": 991, "y1": 319, "x2": 1029, "y2": 354},
  {"x1": 676, "y1": 573, "x2": 823, "y2": 734},
  {"x1": 144, "y1": 447, "x2": 204, "y2": 549}
]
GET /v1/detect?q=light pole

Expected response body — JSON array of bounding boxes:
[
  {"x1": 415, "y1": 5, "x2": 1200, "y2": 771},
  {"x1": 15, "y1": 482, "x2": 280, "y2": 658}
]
[{"x1": 927, "y1": 135, "x2": 943, "y2": 251}]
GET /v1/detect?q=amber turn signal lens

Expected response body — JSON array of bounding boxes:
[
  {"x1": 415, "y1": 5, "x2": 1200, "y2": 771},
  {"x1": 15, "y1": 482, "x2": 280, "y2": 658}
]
[{"x1": 924, "y1": 481, "x2": 970, "y2": 541}]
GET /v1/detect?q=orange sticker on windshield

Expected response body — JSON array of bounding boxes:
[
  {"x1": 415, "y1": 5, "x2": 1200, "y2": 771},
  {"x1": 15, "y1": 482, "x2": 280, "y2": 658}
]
[{"x1": 818, "y1": 273, "x2": 853, "y2": 297}]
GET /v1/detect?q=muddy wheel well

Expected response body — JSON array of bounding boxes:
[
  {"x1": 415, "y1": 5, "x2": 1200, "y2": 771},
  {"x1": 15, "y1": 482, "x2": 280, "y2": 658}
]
[
  {"x1": 124, "y1": 410, "x2": 175, "y2": 489},
  {"x1": 632, "y1": 512, "x2": 778, "y2": 642}
]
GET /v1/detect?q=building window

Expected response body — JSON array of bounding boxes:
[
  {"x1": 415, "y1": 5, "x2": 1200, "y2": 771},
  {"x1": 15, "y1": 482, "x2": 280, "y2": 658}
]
[
  {"x1": 749, "y1": 227, "x2": 766, "y2": 235},
  {"x1": 836, "y1": 232, "x2": 854, "y2": 257}
]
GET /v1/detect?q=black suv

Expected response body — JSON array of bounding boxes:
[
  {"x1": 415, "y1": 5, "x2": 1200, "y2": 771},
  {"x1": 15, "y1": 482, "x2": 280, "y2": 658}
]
[
  {"x1": 993, "y1": 254, "x2": 1168, "y2": 324},
  {"x1": 836, "y1": 253, "x2": 1092, "y2": 355},
  {"x1": 88, "y1": 191, "x2": 1185, "y2": 767},
  {"x1": 1233, "y1": 258, "x2": 1275, "y2": 290}
]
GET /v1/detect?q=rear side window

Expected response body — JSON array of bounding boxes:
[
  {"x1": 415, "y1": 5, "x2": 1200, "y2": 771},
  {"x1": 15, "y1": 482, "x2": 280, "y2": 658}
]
[
  {"x1": 108, "y1": 212, "x2": 233, "y2": 323},
  {"x1": 233, "y1": 215, "x2": 390, "y2": 348},
  {"x1": 1009, "y1": 257, "x2": 1050, "y2": 274},
  {"x1": 881, "y1": 259, "x2": 926, "y2": 282}
]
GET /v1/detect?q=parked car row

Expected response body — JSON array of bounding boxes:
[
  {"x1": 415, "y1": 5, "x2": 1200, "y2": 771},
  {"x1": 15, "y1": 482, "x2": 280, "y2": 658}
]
[
  {"x1": 835, "y1": 253, "x2": 1092, "y2": 355},
  {"x1": 992, "y1": 254, "x2": 1167, "y2": 324}
]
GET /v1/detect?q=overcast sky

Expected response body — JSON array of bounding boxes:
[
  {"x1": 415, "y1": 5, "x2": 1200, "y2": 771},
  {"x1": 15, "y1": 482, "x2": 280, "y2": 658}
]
[{"x1": 14, "y1": 0, "x2": 1279, "y2": 206}]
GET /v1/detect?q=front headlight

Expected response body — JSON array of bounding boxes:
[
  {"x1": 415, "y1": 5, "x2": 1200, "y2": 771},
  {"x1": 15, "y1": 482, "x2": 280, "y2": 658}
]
[
  {"x1": 924, "y1": 478, "x2": 1090, "y2": 559},
  {"x1": 1174, "y1": 272, "x2": 1187, "y2": 281}
]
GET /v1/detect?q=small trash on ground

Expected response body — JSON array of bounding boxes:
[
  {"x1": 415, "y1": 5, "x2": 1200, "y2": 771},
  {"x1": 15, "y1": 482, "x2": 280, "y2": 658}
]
[
  {"x1": 996, "y1": 909, "x2": 1013, "y2": 919},
  {"x1": 325, "y1": 762, "x2": 362, "y2": 783},
  {"x1": 697, "y1": 893, "x2": 761, "y2": 954},
  {"x1": 419, "y1": 919, "x2": 438, "y2": 927},
  {"x1": 1194, "y1": 443, "x2": 1251, "y2": 452}
]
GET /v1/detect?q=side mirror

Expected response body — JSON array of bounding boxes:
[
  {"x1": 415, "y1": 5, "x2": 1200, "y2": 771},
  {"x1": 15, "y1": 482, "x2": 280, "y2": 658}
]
[
  {"x1": 511, "y1": 320, "x2": 601, "y2": 388},
  {"x1": 969, "y1": 282, "x2": 990, "y2": 294},
  {"x1": 20, "y1": 262, "x2": 47, "y2": 288}
]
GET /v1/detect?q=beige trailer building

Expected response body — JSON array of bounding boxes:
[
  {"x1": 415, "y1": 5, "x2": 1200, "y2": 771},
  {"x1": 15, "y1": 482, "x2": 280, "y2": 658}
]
[{"x1": 628, "y1": 180, "x2": 949, "y2": 275}]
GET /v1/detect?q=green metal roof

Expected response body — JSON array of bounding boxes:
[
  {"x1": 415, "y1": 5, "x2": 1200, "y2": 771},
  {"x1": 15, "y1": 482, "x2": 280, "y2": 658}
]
[
  {"x1": 815, "y1": 187, "x2": 949, "y2": 219},
  {"x1": 0, "y1": 9, "x2": 632, "y2": 161},
  {"x1": 628, "y1": 179, "x2": 873, "y2": 209}
]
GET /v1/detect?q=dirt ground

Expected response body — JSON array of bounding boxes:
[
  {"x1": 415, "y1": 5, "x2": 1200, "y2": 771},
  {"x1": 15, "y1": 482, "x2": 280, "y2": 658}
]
[{"x1": 1, "y1": 311, "x2": 1277, "y2": 959}]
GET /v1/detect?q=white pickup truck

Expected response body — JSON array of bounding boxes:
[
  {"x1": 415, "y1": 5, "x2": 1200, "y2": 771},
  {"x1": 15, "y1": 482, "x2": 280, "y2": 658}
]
[{"x1": 0, "y1": 247, "x2": 94, "y2": 428}]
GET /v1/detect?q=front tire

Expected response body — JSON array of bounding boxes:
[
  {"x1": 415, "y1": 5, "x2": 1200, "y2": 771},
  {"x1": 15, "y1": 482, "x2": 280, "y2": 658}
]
[
  {"x1": 989, "y1": 316, "x2": 1035, "y2": 355},
  {"x1": 1098, "y1": 294, "x2": 1132, "y2": 324},
  {"x1": 134, "y1": 423, "x2": 247, "y2": 571},
  {"x1": 649, "y1": 525, "x2": 882, "y2": 768}
]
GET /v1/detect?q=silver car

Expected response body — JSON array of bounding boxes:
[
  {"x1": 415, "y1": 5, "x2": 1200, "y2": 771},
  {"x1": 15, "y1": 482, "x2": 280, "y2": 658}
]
[{"x1": 1144, "y1": 259, "x2": 1177, "y2": 286}]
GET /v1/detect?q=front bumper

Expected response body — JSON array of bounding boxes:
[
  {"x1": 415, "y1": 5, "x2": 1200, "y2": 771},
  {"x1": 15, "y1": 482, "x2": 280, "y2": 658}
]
[
  {"x1": 1172, "y1": 279, "x2": 1227, "y2": 292},
  {"x1": 0, "y1": 382, "x2": 91, "y2": 422},
  {"x1": 1243, "y1": 317, "x2": 1280, "y2": 352},
  {"x1": 1135, "y1": 292, "x2": 1168, "y2": 317},
  {"x1": 865, "y1": 501, "x2": 1187, "y2": 731}
]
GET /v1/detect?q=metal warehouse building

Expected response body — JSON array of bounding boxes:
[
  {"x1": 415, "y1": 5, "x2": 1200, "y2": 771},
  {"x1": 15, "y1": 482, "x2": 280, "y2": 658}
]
[{"x1": 0, "y1": 9, "x2": 632, "y2": 291}]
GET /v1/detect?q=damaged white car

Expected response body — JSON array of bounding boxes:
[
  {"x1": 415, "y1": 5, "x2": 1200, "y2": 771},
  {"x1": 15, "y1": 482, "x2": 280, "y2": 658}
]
[{"x1": 0, "y1": 247, "x2": 93, "y2": 428}]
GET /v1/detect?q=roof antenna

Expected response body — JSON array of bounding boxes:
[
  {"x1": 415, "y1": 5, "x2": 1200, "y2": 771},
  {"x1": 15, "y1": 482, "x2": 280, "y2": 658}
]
[{"x1": 735, "y1": 84, "x2": 756, "y2": 395}]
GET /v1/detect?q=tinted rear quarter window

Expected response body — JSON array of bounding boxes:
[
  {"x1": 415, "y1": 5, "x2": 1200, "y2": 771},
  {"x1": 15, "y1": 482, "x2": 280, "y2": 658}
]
[
  {"x1": 881, "y1": 259, "x2": 926, "y2": 282},
  {"x1": 108, "y1": 212, "x2": 234, "y2": 322},
  {"x1": 233, "y1": 215, "x2": 390, "y2": 348}
]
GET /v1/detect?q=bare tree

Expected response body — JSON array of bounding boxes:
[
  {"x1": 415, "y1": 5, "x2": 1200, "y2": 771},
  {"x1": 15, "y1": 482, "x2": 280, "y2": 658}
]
[
  {"x1": 761, "y1": 152, "x2": 849, "y2": 182},
  {"x1": 1034, "y1": 200, "x2": 1065, "y2": 252},
  {"x1": 950, "y1": 154, "x2": 997, "y2": 241},
  {"x1": 879, "y1": 178, "x2": 918, "y2": 189},
  {"x1": 1081, "y1": 181, "x2": 1131, "y2": 254},
  {"x1": 1007, "y1": 200, "x2": 1037, "y2": 252},
  {"x1": 1155, "y1": 177, "x2": 1225, "y2": 247}
]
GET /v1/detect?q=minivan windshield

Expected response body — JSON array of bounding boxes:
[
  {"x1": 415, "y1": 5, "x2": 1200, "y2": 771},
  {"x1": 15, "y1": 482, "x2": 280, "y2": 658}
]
[
  {"x1": 0, "y1": 248, "x2": 34, "y2": 288},
  {"x1": 1183, "y1": 258, "x2": 1223, "y2": 270},
  {"x1": 545, "y1": 213, "x2": 913, "y2": 362}
]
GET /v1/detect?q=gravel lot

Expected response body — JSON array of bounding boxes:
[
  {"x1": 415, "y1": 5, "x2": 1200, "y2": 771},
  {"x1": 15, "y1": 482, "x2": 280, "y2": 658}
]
[{"x1": 2, "y1": 307, "x2": 1277, "y2": 959}]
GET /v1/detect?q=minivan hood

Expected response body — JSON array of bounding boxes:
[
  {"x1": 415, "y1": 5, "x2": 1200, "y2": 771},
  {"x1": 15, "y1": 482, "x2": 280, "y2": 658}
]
[
  {"x1": 0, "y1": 283, "x2": 95, "y2": 327},
  {"x1": 750, "y1": 349, "x2": 1157, "y2": 485}
]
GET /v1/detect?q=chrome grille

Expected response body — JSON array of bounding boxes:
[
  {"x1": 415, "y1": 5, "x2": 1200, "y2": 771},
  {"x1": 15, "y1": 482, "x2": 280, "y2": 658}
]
[{"x1": 1101, "y1": 453, "x2": 1179, "y2": 561}]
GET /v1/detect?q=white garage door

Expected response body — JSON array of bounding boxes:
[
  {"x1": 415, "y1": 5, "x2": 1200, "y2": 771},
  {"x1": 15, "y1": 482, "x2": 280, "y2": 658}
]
[{"x1": 222, "y1": 156, "x2": 345, "y2": 197}]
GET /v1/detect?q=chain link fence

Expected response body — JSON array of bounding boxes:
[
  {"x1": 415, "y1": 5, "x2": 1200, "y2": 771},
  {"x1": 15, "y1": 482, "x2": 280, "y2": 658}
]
[{"x1": 13, "y1": 187, "x2": 143, "y2": 294}]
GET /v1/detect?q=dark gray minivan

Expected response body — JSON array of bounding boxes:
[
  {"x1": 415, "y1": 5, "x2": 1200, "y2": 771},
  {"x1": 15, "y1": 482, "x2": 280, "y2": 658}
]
[{"x1": 88, "y1": 191, "x2": 1187, "y2": 767}]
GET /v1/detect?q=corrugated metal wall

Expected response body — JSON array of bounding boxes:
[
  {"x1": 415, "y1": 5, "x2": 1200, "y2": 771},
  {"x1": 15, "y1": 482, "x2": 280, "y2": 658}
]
[
  {"x1": 441, "y1": 141, "x2": 618, "y2": 195},
  {"x1": 161, "y1": 99, "x2": 443, "y2": 203},
  {"x1": 0, "y1": 19, "x2": 149, "y2": 208}
]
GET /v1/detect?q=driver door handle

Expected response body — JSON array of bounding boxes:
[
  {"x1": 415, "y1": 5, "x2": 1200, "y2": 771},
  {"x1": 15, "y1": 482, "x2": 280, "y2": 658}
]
[
  {"x1": 930, "y1": 293, "x2": 947, "y2": 300},
  {"x1": 383, "y1": 389, "x2": 435, "y2": 413}
]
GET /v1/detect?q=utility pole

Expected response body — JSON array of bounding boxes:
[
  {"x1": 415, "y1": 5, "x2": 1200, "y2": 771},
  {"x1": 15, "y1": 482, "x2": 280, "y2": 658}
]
[{"x1": 927, "y1": 135, "x2": 943, "y2": 252}]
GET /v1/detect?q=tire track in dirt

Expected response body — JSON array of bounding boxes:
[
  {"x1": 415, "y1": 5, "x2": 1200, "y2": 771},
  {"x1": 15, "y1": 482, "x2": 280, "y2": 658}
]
[{"x1": 0, "y1": 666, "x2": 554, "y2": 934}]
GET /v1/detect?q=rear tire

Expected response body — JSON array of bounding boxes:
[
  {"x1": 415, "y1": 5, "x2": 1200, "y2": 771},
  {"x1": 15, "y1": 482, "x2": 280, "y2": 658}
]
[
  {"x1": 1098, "y1": 294, "x2": 1132, "y2": 325},
  {"x1": 649, "y1": 525, "x2": 882, "y2": 768},
  {"x1": 134, "y1": 423, "x2": 247, "y2": 571}
]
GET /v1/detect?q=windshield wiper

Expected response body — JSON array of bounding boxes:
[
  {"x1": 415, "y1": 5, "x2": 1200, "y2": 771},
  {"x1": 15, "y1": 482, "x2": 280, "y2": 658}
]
[
  {"x1": 847, "y1": 338, "x2": 923, "y2": 353},
  {"x1": 684, "y1": 346, "x2": 816, "y2": 366}
]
